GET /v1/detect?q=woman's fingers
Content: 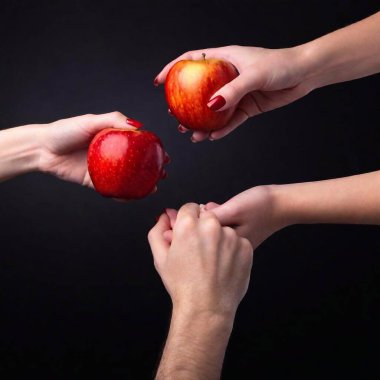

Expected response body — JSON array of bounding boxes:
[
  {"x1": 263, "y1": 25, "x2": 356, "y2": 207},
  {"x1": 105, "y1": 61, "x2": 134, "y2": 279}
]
[{"x1": 154, "y1": 47, "x2": 229, "y2": 85}]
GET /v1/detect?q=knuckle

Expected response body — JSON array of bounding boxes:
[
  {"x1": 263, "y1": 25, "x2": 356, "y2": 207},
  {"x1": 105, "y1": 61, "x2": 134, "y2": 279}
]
[
  {"x1": 223, "y1": 226, "x2": 237, "y2": 240},
  {"x1": 111, "y1": 110, "x2": 123, "y2": 119},
  {"x1": 153, "y1": 259, "x2": 161, "y2": 272},
  {"x1": 147, "y1": 228, "x2": 155, "y2": 242},
  {"x1": 202, "y1": 216, "x2": 221, "y2": 234},
  {"x1": 81, "y1": 113, "x2": 95, "y2": 122},
  {"x1": 240, "y1": 237, "x2": 254, "y2": 255},
  {"x1": 178, "y1": 214, "x2": 196, "y2": 231}
]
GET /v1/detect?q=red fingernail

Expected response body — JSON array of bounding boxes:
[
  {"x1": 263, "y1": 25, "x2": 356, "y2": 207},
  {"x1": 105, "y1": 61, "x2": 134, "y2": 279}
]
[
  {"x1": 153, "y1": 77, "x2": 159, "y2": 87},
  {"x1": 178, "y1": 125, "x2": 187, "y2": 133},
  {"x1": 126, "y1": 117, "x2": 143, "y2": 128},
  {"x1": 164, "y1": 152, "x2": 171, "y2": 164},
  {"x1": 207, "y1": 95, "x2": 226, "y2": 111}
]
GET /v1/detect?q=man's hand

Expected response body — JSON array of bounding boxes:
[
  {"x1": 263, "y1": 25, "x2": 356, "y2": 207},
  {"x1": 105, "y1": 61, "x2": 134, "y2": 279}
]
[
  {"x1": 164, "y1": 186, "x2": 287, "y2": 251},
  {"x1": 148, "y1": 203, "x2": 253, "y2": 379}
]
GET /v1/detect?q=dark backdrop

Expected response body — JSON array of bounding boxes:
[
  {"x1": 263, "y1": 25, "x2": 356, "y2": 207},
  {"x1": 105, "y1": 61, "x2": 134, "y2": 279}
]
[{"x1": 1, "y1": 0, "x2": 380, "y2": 378}]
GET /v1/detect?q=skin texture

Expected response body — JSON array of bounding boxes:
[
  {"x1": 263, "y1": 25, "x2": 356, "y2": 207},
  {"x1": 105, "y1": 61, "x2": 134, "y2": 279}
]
[
  {"x1": 0, "y1": 112, "x2": 165, "y2": 201},
  {"x1": 156, "y1": 11, "x2": 380, "y2": 142},
  {"x1": 164, "y1": 171, "x2": 380, "y2": 251},
  {"x1": 148, "y1": 203, "x2": 253, "y2": 380},
  {"x1": 88, "y1": 128, "x2": 167, "y2": 199},
  {"x1": 165, "y1": 57, "x2": 238, "y2": 131}
]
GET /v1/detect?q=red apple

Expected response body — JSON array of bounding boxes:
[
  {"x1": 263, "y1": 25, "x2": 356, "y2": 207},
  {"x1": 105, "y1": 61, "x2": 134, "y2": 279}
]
[
  {"x1": 165, "y1": 54, "x2": 238, "y2": 131},
  {"x1": 87, "y1": 128, "x2": 169, "y2": 199}
]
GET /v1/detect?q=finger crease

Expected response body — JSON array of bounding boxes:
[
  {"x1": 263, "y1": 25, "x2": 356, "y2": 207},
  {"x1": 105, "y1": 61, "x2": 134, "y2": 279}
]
[
  {"x1": 249, "y1": 93, "x2": 264, "y2": 114},
  {"x1": 237, "y1": 107, "x2": 250, "y2": 119}
]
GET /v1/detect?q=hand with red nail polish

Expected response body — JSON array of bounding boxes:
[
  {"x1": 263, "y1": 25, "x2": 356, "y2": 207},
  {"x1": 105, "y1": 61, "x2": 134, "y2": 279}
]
[
  {"x1": 37, "y1": 111, "x2": 143, "y2": 191},
  {"x1": 126, "y1": 117, "x2": 143, "y2": 129},
  {"x1": 154, "y1": 45, "x2": 319, "y2": 142}
]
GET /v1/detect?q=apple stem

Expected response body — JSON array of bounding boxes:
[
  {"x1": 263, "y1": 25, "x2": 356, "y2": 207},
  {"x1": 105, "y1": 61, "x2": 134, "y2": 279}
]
[{"x1": 202, "y1": 53, "x2": 206, "y2": 60}]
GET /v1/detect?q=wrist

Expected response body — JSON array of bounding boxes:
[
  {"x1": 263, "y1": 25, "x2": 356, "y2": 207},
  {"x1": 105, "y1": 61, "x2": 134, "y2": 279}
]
[
  {"x1": 171, "y1": 305, "x2": 235, "y2": 340},
  {"x1": 270, "y1": 184, "x2": 300, "y2": 228},
  {"x1": 0, "y1": 124, "x2": 45, "y2": 181}
]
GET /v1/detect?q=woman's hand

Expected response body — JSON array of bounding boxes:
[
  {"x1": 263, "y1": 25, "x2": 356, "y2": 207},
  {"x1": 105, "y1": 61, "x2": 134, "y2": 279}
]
[
  {"x1": 164, "y1": 186, "x2": 290, "y2": 250},
  {"x1": 155, "y1": 45, "x2": 312, "y2": 142},
  {"x1": 204, "y1": 186, "x2": 289, "y2": 250},
  {"x1": 38, "y1": 111, "x2": 142, "y2": 187}
]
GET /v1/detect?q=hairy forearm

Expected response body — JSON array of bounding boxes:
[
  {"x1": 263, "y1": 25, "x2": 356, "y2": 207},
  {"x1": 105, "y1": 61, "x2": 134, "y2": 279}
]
[
  {"x1": 274, "y1": 171, "x2": 380, "y2": 226},
  {"x1": 0, "y1": 125, "x2": 43, "y2": 182},
  {"x1": 156, "y1": 309, "x2": 234, "y2": 380},
  {"x1": 300, "y1": 11, "x2": 380, "y2": 89}
]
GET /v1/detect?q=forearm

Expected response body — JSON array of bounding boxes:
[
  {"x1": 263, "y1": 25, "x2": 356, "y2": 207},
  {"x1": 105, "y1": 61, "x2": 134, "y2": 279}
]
[
  {"x1": 0, "y1": 125, "x2": 43, "y2": 181},
  {"x1": 274, "y1": 171, "x2": 380, "y2": 226},
  {"x1": 300, "y1": 11, "x2": 380, "y2": 89},
  {"x1": 156, "y1": 308, "x2": 234, "y2": 380}
]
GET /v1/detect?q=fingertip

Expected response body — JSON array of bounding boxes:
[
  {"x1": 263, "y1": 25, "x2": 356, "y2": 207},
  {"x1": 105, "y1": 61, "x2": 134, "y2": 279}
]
[
  {"x1": 165, "y1": 208, "x2": 178, "y2": 223},
  {"x1": 156, "y1": 211, "x2": 170, "y2": 224},
  {"x1": 205, "y1": 202, "x2": 220, "y2": 211},
  {"x1": 164, "y1": 152, "x2": 171, "y2": 164},
  {"x1": 163, "y1": 229, "x2": 173, "y2": 243},
  {"x1": 178, "y1": 124, "x2": 189, "y2": 133},
  {"x1": 192, "y1": 131, "x2": 209, "y2": 142},
  {"x1": 207, "y1": 95, "x2": 227, "y2": 112},
  {"x1": 126, "y1": 117, "x2": 143, "y2": 129}
]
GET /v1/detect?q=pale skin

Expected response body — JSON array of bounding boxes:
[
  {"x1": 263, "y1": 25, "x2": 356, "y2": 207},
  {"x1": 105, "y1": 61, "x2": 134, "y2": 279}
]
[
  {"x1": 148, "y1": 203, "x2": 253, "y2": 380},
  {"x1": 163, "y1": 171, "x2": 380, "y2": 251},
  {"x1": 154, "y1": 172, "x2": 380, "y2": 379},
  {"x1": 0, "y1": 111, "x2": 147, "y2": 194},
  {"x1": 151, "y1": 10, "x2": 380, "y2": 372},
  {"x1": 155, "y1": 11, "x2": 380, "y2": 142}
]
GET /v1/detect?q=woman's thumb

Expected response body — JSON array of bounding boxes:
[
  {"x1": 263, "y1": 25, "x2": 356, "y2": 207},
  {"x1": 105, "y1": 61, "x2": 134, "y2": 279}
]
[
  {"x1": 207, "y1": 71, "x2": 260, "y2": 112},
  {"x1": 205, "y1": 202, "x2": 236, "y2": 226}
]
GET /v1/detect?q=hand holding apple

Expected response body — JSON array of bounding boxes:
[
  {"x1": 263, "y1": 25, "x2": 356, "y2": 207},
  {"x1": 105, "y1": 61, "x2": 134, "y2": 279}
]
[
  {"x1": 156, "y1": 45, "x2": 311, "y2": 142},
  {"x1": 38, "y1": 112, "x2": 143, "y2": 187},
  {"x1": 164, "y1": 53, "x2": 238, "y2": 133},
  {"x1": 88, "y1": 128, "x2": 169, "y2": 200}
]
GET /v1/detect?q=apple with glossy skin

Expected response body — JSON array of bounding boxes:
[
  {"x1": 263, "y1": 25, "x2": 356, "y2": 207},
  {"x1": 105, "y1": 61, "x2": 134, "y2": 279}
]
[
  {"x1": 165, "y1": 54, "x2": 238, "y2": 131},
  {"x1": 88, "y1": 128, "x2": 169, "y2": 199}
]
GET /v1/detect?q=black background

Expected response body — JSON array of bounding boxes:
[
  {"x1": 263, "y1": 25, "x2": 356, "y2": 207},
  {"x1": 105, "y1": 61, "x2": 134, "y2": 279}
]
[{"x1": 1, "y1": 0, "x2": 380, "y2": 378}]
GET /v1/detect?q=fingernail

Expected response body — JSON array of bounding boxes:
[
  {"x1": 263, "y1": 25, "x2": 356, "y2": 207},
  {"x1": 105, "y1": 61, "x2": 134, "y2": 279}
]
[
  {"x1": 178, "y1": 125, "x2": 187, "y2": 133},
  {"x1": 168, "y1": 109, "x2": 173, "y2": 116},
  {"x1": 207, "y1": 95, "x2": 226, "y2": 111},
  {"x1": 191, "y1": 136, "x2": 197, "y2": 143},
  {"x1": 126, "y1": 117, "x2": 143, "y2": 128},
  {"x1": 164, "y1": 152, "x2": 171, "y2": 164},
  {"x1": 153, "y1": 77, "x2": 159, "y2": 87}
]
